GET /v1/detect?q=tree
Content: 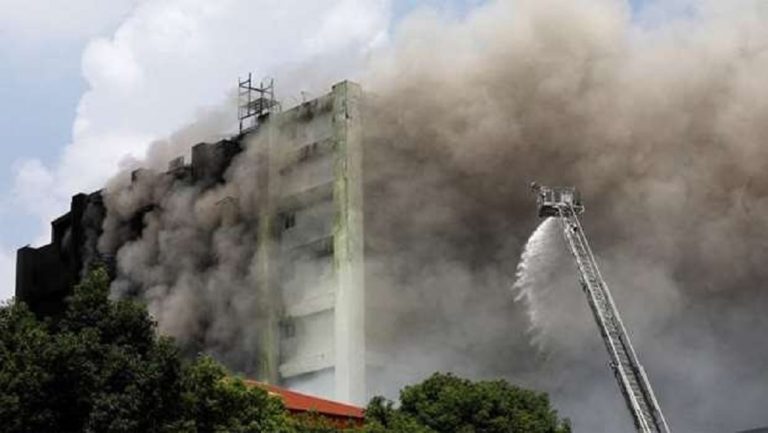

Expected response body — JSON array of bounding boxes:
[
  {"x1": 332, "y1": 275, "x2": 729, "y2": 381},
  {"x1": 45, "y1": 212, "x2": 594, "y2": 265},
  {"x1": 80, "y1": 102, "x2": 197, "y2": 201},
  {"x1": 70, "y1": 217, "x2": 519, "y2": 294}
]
[
  {"x1": 364, "y1": 373, "x2": 571, "y2": 433},
  {"x1": 0, "y1": 268, "x2": 293, "y2": 433},
  {"x1": 173, "y1": 356, "x2": 292, "y2": 433},
  {"x1": 1, "y1": 268, "x2": 572, "y2": 433}
]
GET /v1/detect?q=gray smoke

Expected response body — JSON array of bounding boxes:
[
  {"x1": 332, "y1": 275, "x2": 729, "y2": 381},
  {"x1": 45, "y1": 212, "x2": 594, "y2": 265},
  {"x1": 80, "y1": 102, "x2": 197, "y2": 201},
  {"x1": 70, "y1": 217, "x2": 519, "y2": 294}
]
[
  {"x1": 358, "y1": 1, "x2": 768, "y2": 432},
  {"x1": 99, "y1": 122, "x2": 272, "y2": 374},
  {"x1": 96, "y1": 0, "x2": 768, "y2": 431}
]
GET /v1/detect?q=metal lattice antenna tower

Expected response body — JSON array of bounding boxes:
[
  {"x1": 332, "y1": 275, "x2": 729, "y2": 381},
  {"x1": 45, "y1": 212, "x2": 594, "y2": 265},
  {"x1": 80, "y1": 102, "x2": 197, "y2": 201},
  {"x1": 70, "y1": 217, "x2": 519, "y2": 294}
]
[
  {"x1": 531, "y1": 183, "x2": 672, "y2": 433},
  {"x1": 238, "y1": 73, "x2": 281, "y2": 133}
]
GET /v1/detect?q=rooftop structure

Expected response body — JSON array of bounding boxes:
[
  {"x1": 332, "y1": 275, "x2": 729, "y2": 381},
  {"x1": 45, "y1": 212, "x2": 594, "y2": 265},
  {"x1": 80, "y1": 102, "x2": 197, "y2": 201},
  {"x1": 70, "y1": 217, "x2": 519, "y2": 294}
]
[{"x1": 238, "y1": 74, "x2": 280, "y2": 133}]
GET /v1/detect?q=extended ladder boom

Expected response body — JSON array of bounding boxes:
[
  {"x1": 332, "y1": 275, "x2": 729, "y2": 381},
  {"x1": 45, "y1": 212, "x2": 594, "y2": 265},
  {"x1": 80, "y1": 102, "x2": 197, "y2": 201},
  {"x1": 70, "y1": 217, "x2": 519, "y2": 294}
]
[{"x1": 532, "y1": 184, "x2": 670, "y2": 433}]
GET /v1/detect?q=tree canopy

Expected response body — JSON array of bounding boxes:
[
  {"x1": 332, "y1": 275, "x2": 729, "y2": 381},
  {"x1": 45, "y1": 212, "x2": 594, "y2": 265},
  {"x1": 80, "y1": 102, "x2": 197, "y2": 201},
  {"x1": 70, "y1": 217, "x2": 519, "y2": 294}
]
[
  {"x1": 364, "y1": 373, "x2": 571, "y2": 433},
  {"x1": 1, "y1": 268, "x2": 570, "y2": 433},
  {"x1": 0, "y1": 268, "x2": 293, "y2": 433}
]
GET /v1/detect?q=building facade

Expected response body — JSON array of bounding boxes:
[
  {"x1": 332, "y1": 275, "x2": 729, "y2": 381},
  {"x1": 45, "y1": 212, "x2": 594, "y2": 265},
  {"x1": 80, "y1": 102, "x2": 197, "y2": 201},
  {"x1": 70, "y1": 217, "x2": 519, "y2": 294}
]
[
  {"x1": 251, "y1": 80, "x2": 366, "y2": 403},
  {"x1": 16, "y1": 81, "x2": 370, "y2": 405}
]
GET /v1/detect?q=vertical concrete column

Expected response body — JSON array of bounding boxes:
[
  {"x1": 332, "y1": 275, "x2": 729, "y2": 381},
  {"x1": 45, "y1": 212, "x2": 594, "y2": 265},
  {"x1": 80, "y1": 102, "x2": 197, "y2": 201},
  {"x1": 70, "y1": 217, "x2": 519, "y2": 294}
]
[
  {"x1": 332, "y1": 81, "x2": 366, "y2": 404},
  {"x1": 255, "y1": 116, "x2": 281, "y2": 384}
]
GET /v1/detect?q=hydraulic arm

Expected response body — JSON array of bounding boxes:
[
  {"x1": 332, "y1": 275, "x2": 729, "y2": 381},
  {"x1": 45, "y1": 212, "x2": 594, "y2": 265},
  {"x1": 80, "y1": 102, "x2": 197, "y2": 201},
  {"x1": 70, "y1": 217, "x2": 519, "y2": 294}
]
[{"x1": 533, "y1": 184, "x2": 671, "y2": 433}]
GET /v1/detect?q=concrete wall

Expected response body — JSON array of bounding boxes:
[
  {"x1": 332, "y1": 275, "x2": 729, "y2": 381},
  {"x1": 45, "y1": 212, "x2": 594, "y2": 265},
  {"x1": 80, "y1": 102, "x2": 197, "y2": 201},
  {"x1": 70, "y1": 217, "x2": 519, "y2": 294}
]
[{"x1": 246, "y1": 81, "x2": 365, "y2": 404}]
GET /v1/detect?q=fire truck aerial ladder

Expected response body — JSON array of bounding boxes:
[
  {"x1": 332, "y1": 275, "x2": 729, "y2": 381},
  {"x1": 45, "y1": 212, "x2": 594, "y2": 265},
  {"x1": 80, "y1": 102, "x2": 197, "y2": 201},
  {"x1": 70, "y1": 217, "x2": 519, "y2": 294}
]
[{"x1": 532, "y1": 183, "x2": 671, "y2": 433}]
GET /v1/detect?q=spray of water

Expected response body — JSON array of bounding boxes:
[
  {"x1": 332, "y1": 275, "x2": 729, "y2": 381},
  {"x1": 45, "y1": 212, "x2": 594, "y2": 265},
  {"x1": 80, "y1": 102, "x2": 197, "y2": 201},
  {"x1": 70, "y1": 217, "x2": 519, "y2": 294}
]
[
  {"x1": 512, "y1": 218, "x2": 563, "y2": 351},
  {"x1": 512, "y1": 216, "x2": 600, "y2": 352},
  {"x1": 511, "y1": 217, "x2": 640, "y2": 431},
  {"x1": 512, "y1": 218, "x2": 559, "y2": 344}
]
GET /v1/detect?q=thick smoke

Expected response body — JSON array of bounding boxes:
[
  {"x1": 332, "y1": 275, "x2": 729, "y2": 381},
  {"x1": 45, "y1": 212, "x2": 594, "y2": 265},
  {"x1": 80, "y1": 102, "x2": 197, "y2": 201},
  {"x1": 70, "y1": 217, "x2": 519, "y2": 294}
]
[
  {"x1": 96, "y1": 0, "x2": 768, "y2": 431},
  {"x1": 359, "y1": 1, "x2": 768, "y2": 432},
  {"x1": 99, "y1": 123, "x2": 273, "y2": 374}
]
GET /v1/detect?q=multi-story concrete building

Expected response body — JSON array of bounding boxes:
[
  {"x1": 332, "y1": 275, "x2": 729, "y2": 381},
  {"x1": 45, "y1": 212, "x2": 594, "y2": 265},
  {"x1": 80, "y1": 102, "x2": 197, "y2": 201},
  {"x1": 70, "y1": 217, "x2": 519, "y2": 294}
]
[
  {"x1": 17, "y1": 80, "x2": 370, "y2": 404},
  {"x1": 247, "y1": 80, "x2": 366, "y2": 403}
]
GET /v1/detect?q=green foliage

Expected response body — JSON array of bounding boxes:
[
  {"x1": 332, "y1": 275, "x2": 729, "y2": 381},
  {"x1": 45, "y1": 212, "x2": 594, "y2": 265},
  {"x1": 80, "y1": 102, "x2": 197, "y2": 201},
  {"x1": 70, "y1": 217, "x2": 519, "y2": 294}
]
[
  {"x1": 174, "y1": 356, "x2": 293, "y2": 433},
  {"x1": 0, "y1": 268, "x2": 293, "y2": 433},
  {"x1": 0, "y1": 268, "x2": 572, "y2": 433},
  {"x1": 364, "y1": 373, "x2": 571, "y2": 433},
  {"x1": 291, "y1": 411, "x2": 361, "y2": 433},
  {"x1": 363, "y1": 396, "x2": 432, "y2": 433}
]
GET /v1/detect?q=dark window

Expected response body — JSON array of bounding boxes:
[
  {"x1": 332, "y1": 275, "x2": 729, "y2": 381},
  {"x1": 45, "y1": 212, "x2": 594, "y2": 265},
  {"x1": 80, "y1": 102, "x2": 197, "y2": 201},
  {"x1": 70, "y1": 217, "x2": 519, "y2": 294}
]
[
  {"x1": 283, "y1": 212, "x2": 296, "y2": 230},
  {"x1": 298, "y1": 145, "x2": 311, "y2": 162},
  {"x1": 280, "y1": 320, "x2": 296, "y2": 339},
  {"x1": 315, "y1": 237, "x2": 334, "y2": 257}
]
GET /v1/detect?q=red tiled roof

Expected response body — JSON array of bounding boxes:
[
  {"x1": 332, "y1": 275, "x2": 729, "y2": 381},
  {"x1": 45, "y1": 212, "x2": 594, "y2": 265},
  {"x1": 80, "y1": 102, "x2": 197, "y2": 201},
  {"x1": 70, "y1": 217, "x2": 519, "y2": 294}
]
[{"x1": 246, "y1": 380, "x2": 365, "y2": 420}]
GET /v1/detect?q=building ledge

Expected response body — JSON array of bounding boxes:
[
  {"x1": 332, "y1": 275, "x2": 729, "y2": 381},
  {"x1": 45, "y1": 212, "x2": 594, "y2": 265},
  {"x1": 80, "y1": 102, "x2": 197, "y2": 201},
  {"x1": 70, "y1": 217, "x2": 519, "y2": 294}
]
[
  {"x1": 280, "y1": 351, "x2": 334, "y2": 378},
  {"x1": 285, "y1": 291, "x2": 335, "y2": 317},
  {"x1": 278, "y1": 181, "x2": 333, "y2": 213}
]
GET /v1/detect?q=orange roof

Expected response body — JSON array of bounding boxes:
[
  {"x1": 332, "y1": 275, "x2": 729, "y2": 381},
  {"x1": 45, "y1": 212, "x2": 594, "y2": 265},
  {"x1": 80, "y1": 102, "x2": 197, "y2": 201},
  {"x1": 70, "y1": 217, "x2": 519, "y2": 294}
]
[{"x1": 246, "y1": 380, "x2": 365, "y2": 420}]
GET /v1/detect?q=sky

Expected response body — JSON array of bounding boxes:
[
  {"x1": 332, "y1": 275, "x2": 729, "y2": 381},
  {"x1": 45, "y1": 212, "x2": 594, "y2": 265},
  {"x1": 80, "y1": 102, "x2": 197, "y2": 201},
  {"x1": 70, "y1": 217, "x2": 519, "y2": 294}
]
[{"x1": 0, "y1": 0, "x2": 648, "y2": 301}]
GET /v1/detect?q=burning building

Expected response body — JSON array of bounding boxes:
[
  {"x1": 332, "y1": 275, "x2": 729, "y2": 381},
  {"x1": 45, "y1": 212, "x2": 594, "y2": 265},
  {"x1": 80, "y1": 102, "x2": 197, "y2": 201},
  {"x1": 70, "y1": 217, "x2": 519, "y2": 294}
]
[
  {"x1": 16, "y1": 3, "x2": 768, "y2": 431},
  {"x1": 19, "y1": 75, "x2": 478, "y2": 409}
]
